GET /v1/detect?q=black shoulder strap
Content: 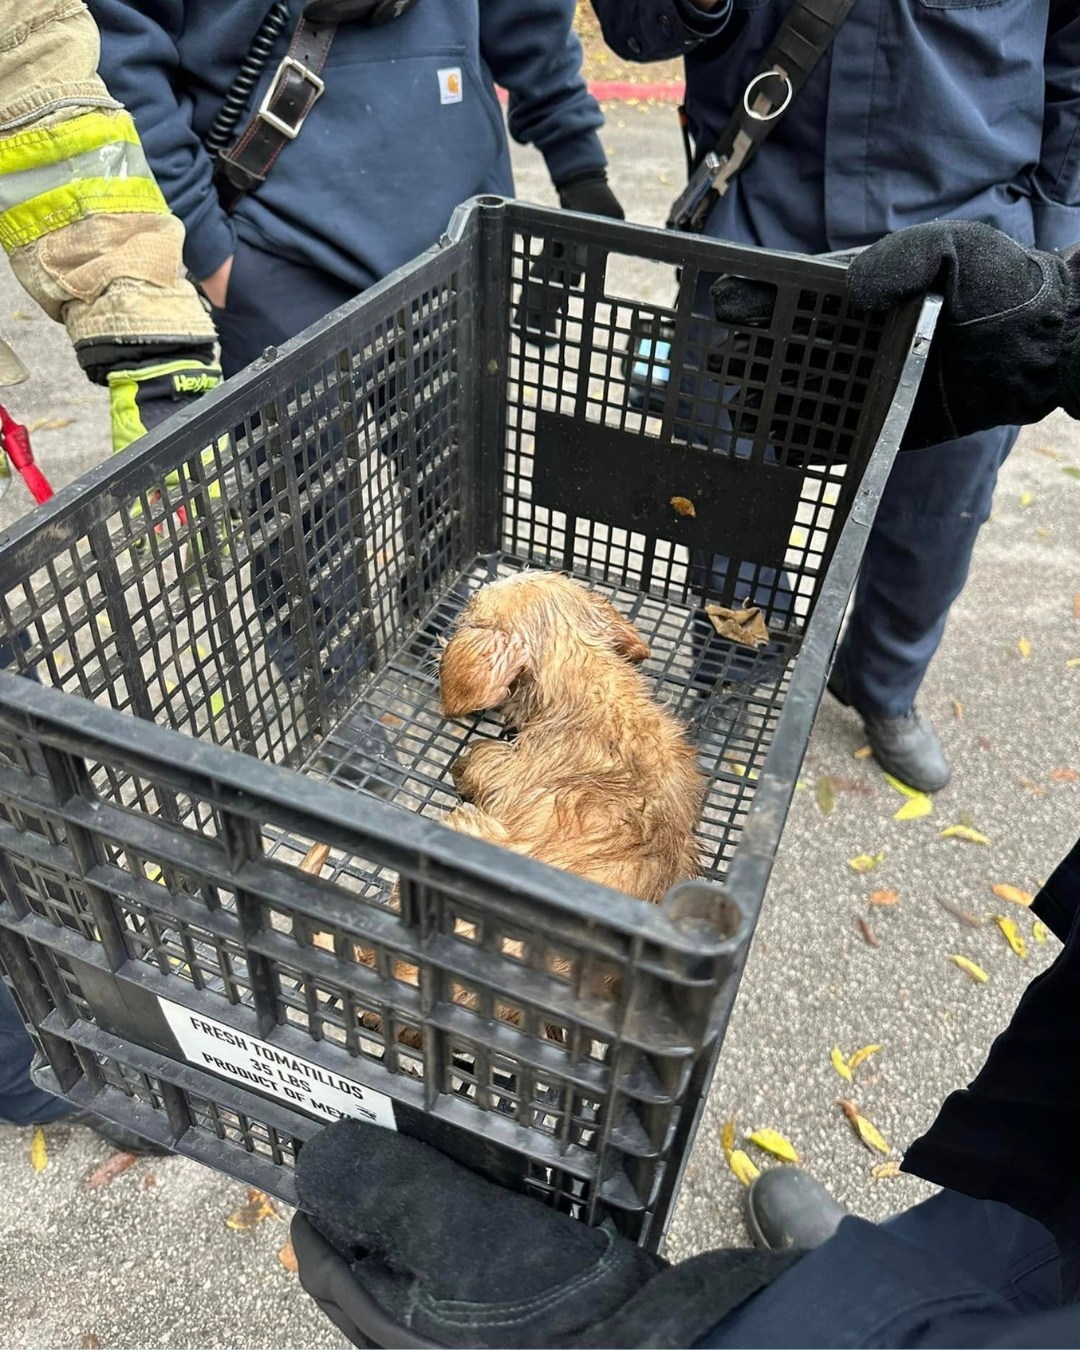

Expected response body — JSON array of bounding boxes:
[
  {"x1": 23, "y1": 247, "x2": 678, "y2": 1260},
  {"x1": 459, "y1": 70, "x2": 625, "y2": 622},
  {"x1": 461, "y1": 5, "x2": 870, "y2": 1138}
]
[
  {"x1": 214, "y1": 15, "x2": 337, "y2": 215},
  {"x1": 668, "y1": 0, "x2": 861, "y2": 232}
]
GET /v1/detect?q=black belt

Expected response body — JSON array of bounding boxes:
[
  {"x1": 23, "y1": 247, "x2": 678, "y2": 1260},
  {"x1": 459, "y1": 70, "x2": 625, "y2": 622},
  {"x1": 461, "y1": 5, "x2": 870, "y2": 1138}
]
[
  {"x1": 215, "y1": 16, "x2": 337, "y2": 215},
  {"x1": 668, "y1": 0, "x2": 861, "y2": 233}
]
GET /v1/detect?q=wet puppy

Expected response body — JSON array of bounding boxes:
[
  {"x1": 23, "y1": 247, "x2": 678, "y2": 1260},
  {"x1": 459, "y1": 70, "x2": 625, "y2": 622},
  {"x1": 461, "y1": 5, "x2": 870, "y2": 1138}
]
[{"x1": 440, "y1": 572, "x2": 703, "y2": 902}]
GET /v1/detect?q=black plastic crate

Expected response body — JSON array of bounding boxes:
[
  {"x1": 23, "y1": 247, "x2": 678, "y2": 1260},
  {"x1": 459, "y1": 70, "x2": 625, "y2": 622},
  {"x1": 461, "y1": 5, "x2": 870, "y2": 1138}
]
[{"x1": 0, "y1": 199, "x2": 936, "y2": 1247}]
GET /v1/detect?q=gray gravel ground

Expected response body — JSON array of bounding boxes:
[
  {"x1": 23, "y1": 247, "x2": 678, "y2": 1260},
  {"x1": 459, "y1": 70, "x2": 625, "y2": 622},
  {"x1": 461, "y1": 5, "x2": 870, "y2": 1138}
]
[{"x1": 0, "y1": 107, "x2": 1078, "y2": 1347}]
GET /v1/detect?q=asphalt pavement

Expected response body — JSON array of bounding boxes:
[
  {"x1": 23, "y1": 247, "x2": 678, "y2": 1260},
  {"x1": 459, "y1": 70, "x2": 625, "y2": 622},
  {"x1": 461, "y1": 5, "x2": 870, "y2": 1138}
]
[{"x1": 0, "y1": 108, "x2": 1078, "y2": 1347}]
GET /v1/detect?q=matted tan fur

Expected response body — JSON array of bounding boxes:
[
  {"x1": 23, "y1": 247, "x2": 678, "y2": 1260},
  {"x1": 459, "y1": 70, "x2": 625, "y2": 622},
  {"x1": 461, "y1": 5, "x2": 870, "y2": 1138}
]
[{"x1": 439, "y1": 571, "x2": 703, "y2": 902}]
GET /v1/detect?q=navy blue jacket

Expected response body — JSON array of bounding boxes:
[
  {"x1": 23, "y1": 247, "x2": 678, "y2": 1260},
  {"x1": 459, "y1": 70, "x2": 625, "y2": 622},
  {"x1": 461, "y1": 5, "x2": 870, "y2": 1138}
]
[
  {"x1": 88, "y1": 0, "x2": 606, "y2": 289},
  {"x1": 591, "y1": 0, "x2": 1080, "y2": 253}
]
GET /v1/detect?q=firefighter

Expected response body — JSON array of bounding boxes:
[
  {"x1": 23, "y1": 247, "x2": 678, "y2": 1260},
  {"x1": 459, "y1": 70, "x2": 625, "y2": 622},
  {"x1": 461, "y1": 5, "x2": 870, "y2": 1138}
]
[{"x1": 0, "y1": 0, "x2": 218, "y2": 1154}]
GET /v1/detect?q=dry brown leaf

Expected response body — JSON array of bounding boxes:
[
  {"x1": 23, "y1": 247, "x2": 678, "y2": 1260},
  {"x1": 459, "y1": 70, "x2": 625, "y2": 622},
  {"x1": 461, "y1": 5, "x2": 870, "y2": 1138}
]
[
  {"x1": 704, "y1": 604, "x2": 770, "y2": 649},
  {"x1": 225, "y1": 1187, "x2": 279, "y2": 1231},
  {"x1": 815, "y1": 776, "x2": 837, "y2": 816},
  {"x1": 936, "y1": 897, "x2": 987, "y2": 928},
  {"x1": 299, "y1": 842, "x2": 330, "y2": 877},
  {"x1": 85, "y1": 1150, "x2": 139, "y2": 1190},
  {"x1": 990, "y1": 884, "x2": 1033, "y2": 907},
  {"x1": 1074, "y1": 593, "x2": 1080, "y2": 620},
  {"x1": 1032, "y1": 444, "x2": 1062, "y2": 461},
  {"x1": 848, "y1": 1044, "x2": 882, "y2": 1071},
  {"x1": 28, "y1": 416, "x2": 74, "y2": 432},
  {"x1": 872, "y1": 1160, "x2": 902, "y2": 1179},
  {"x1": 720, "y1": 1117, "x2": 736, "y2": 1160},
  {"x1": 940, "y1": 825, "x2": 991, "y2": 845},
  {"x1": 849, "y1": 851, "x2": 885, "y2": 874},
  {"x1": 30, "y1": 1126, "x2": 47, "y2": 1174},
  {"x1": 838, "y1": 1100, "x2": 890, "y2": 1155},
  {"x1": 949, "y1": 954, "x2": 989, "y2": 984},
  {"x1": 994, "y1": 915, "x2": 1027, "y2": 960},
  {"x1": 976, "y1": 735, "x2": 994, "y2": 751},
  {"x1": 869, "y1": 889, "x2": 899, "y2": 907},
  {"x1": 1017, "y1": 777, "x2": 1046, "y2": 797},
  {"x1": 727, "y1": 1149, "x2": 760, "y2": 1186},
  {"x1": 1017, "y1": 636, "x2": 1033, "y2": 659},
  {"x1": 278, "y1": 1238, "x2": 299, "y2": 1274},
  {"x1": 747, "y1": 1128, "x2": 800, "y2": 1163},
  {"x1": 670, "y1": 495, "x2": 696, "y2": 518},
  {"x1": 951, "y1": 701, "x2": 964, "y2": 720},
  {"x1": 143, "y1": 1174, "x2": 157, "y2": 1188},
  {"x1": 81, "y1": 1336, "x2": 103, "y2": 1350},
  {"x1": 857, "y1": 917, "x2": 881, "y2": 947},
  {"x1": 831, "y1": 1046, "x2": 853, "y2": 1082},
  {"x1": 853, "y1": 745, "x2": 874, "y2": 761},
  {"x1": 1050, "y1": 768, "x2": 1078, "y2": 783}
]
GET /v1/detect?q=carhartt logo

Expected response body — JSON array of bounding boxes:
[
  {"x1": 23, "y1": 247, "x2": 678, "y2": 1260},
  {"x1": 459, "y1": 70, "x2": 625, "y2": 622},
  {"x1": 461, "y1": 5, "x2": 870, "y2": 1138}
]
[
  {"x1": 173, "y1": 373, "x2": 220, "y2": 394},
  {"x1": 438, "y1": 67, "x2": 462, "y2": 105}
]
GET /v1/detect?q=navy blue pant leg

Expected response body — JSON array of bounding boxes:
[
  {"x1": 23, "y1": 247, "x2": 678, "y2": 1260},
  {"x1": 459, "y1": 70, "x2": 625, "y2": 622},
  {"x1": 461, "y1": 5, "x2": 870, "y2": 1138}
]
[
  {"x1": 211, "y1": 240, "x2": 369, "y2": 686},
  {"x1": 695, "y1": 1189, "x2": 1060, "y2": 1348},
  {"x1": 832, "y1": 425, "x2": 1017, "y2": 719},
  {"x1": 0, "y1": 981, "x2": 68, "y2": 1126}
]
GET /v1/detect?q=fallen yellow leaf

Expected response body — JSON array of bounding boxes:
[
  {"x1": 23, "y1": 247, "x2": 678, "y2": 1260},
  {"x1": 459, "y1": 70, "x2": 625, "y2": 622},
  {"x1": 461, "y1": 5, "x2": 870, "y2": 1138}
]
[
  {"x1": 994, "y1": 915, "x2": 1027, "y2": 960},
  {"x1": 894, "y1": 794, "x2": 932, "y2": 821},
  {"x1": 990, "y1": 884, "x2": 1033, "y2": 907},
  {"x1": 950, "y1": 954, "x2": 989, "y2": 984},
  {"x1": 747, "y1": 1129, "x2": 800, "y2": 1163},
  {"x1": 869, "y1": 889, "x2": 899, "y2": 907},
  {"x1": 30, "y1": 1126, "x2": 47, "y2": 1173},
  {"x1": 1067, "y1": 658, "x2": 1080, "y2": 669},
  {"x1": 815, "y1": 776, "x2": 838, "y2": 815},
  {"x1": 952, "y1": 701, "x2": 964, "y2": 720},
  {"x1": 29, "y1": 416, "x2": 74, "y2": 432},
  {"x1": 728, "y1": 1149, "x2": 761, "y2": 1187},
  {"x1": 720, "y1": 1117, "x2": 736, "y2": 1160},
  {"x1": 872, "y1": 1160, "x2": 902, "y2": 1179},
  {"x1": 1019, "y1": 491, "x2": 1034, "y2": 508},
  {"x1": 831, "y1": 1046, "x2": 853, "y2": 1082},
  {"x1": 670, "y1": 495, "x2": 696, "y2": 518},
  {"x1": 225, "y1": 1188, "x2": 279, "y2": 1231},
  {"x1": 1032, "y1": 922, "x2": 1049, "y2": 944},
  {"x1": 209, "y1": 690, "x2": 226, "y2": 719},
  {"x1": 853, "y1": 745, "x2": 874, "y2": 761},
  {"x1": 883, "y1": 773, "x2": 921, "y2": 800},
  {"x1": 940, "y1": 825, "x2": 991, "y2": 845},
  {"x1": 848, "y1": 1044, "x2": 883, "y2": 1072},
  {"x1": 838, "y1": 1100, "x2": 890, "y2": 1155},
  {"x1": 849, "y1": 851, "x2": 886, "y2": 874},
  {"x1": 1017, "y1": 637, "x2": 1032, "y2": 659}
]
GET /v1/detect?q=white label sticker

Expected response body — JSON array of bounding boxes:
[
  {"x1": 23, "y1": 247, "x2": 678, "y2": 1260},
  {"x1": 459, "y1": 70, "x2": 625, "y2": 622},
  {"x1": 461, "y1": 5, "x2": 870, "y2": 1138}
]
[
  {"x1": 159, "y1": 997, "x2": 397, "y2": 1131},
  {"x1": 438, "y1": 67, "x2": 463, "y2": 105}
]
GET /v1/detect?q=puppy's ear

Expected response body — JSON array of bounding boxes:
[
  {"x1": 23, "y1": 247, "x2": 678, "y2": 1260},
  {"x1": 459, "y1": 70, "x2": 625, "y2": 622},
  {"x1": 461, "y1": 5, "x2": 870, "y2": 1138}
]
[
  {"x1": 440, "y1": 626, "x2": 531, "y2": 716},
  {"x1": 589, "y1": 594, "x2": 650, "y2": 664}
]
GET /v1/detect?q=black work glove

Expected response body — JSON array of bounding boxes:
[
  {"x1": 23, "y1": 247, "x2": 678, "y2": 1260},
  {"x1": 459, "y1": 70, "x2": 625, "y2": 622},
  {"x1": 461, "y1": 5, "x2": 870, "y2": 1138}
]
[
  {"x1": 846, "y1": 220, "x2": 1080, "y2": 449},
  {"x1": 292, "y1": 1119, "x2": 800, "y2": 1349},
  {"x1": 516, "y1": 171, "x2": 625, "y2": 347},
  {"x1": 555, "y1": 168, "x2": 625, "y2": 221}
]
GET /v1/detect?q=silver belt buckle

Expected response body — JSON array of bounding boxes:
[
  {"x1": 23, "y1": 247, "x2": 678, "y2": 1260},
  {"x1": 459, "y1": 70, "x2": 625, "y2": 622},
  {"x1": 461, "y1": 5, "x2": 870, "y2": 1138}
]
[{"x1": 258, "y1": 56, "x2": 326, "y2": 139}]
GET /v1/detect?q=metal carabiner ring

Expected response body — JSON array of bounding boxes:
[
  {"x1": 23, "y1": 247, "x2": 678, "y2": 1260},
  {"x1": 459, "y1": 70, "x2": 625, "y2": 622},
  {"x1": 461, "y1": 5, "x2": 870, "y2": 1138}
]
[{"x1": 742, "y1": 68, "x2": 794, "y2": 122}]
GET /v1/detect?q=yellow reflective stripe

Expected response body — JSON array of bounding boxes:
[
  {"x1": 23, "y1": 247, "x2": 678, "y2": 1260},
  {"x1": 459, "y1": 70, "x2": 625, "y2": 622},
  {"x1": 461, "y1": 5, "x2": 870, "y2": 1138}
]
[
  {"x1": 0, "y1": 139, "x2": 153, "y2": 216},
  {"x1": 0, "y1": 176, "x2": 168, "y2": 252},
  {"x1": 0, "y1": 111, "x2": 141, "y2": 176}
]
